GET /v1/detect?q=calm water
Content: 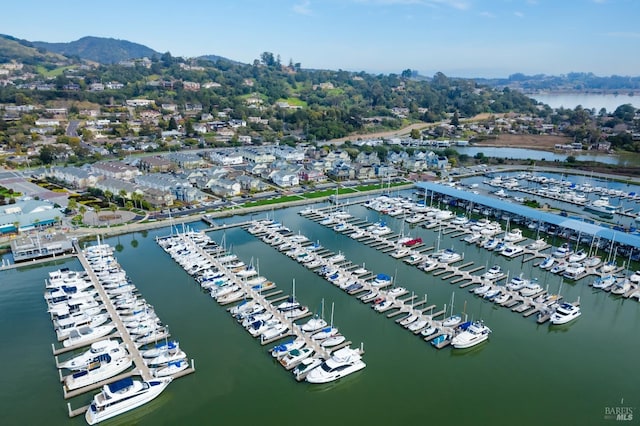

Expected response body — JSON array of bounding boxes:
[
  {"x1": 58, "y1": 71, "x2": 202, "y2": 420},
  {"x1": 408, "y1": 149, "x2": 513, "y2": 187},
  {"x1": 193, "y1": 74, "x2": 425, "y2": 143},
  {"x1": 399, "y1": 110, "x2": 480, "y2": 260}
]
[
  {"x1": 2, "y1": 197, "x2": 639, "y2": 425},
  {"x1": 531, "y1": 93, "x2": 639, "y2": 112},
  {"x1": 455, "y1": 147, "x2": 625, "y2": 165}
]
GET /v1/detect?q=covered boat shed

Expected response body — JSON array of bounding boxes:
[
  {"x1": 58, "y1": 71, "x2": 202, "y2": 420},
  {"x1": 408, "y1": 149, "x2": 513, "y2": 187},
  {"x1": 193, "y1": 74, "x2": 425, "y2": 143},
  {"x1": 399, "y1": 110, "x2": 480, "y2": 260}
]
[{"x1": 416, "y1": 182, "x2": 640, "y2": 250}]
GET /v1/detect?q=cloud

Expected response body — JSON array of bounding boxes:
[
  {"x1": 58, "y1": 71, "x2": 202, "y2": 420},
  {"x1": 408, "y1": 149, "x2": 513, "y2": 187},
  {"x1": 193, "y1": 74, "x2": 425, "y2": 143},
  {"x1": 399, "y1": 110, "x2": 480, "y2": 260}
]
[
  {"x1": 514, "y1": 11, "x2": 524, "y2": 17},
  {"x1": 293, "y1": 0, "x2": 312, "y2": 15},
  {"x1": 604, "y1": 31, "x2": 640, "y2": 38},
  {"x1": 479, "y1": 11, "x2": 495, "y2": 18},
  {"x1": 354, "y1": 0, "x2": 471, "y2": 10}
]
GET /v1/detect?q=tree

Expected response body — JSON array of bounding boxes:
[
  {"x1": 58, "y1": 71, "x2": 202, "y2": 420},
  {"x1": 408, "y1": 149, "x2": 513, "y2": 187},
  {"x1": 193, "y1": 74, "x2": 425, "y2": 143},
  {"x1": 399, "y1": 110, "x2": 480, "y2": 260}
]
[
  {"x1": 410, "y1": 128, "x2": 421, "y2": 140},
  {"x1": 451, "y1": 111, "x2": 460, "y2": 127},
  {"x1": 104, "y1": 190, "x2": 113, "y2": 205},
  {"x1": 67, "y1": 198, "x2": 78, "y2": 212},
  {"x1": 39, "y1": 146, "x2": 55, "y2": 164},
  {"x1": 168, "y1": 117, "x2": 178, "y2": 130}
]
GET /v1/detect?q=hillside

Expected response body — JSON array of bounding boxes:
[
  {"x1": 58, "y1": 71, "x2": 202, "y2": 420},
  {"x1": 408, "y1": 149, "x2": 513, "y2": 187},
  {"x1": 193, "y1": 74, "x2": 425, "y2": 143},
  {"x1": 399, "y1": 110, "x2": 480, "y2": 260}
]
[
  {"x1": 0, "y1": 34, "x2": 68, "y2": 65},
  {"x1": 31, "y1": 36, "x2": 160, "y2": 64}
]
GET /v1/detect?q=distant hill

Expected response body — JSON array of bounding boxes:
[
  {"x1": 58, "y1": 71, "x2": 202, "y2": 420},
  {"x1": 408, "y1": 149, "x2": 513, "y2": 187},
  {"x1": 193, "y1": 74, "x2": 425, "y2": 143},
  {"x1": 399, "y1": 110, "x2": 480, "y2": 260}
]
[
  {"x1": 198, "y1": 54, "x2": 244, "y2": 65},
  {"x1": 31, "y1": 36, "x2": 160, "y2": 64},
  {"x1": 0, "y1": 34, "x2": 69, "y2": 64}
]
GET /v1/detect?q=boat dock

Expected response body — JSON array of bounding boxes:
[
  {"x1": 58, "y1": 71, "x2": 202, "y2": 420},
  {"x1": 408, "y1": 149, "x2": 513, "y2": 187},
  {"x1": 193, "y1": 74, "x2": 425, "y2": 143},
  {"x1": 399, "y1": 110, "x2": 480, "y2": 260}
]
[
  {"x1": 156, "y1": 229, "x2": 366, "y2": 380},
  {"x1": 56, "y1": 241, "x2": 195, "y2": 417}
]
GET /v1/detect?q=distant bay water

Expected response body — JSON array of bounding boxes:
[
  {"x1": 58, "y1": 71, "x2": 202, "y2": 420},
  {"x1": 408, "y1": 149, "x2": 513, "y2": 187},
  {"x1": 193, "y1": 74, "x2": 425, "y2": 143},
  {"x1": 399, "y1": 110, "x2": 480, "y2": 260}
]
[{"x1": 530, "y1": 93, "x2": 639, "y2": 112}]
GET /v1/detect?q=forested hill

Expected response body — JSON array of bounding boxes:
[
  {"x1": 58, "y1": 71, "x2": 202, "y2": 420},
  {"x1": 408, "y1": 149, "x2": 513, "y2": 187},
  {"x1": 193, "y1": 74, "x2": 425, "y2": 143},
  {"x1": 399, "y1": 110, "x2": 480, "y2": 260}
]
[{"x1": 31, "y1": 36, "x2": 160, "y2": 64}]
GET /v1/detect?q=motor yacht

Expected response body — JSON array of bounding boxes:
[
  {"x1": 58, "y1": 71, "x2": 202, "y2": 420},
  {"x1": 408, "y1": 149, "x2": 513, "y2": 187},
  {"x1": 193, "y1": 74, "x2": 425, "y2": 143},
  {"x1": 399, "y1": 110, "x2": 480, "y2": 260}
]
[
  {"x1": 63, "y1": 324, "x2": 116, "y2": 348},
  {"x1": 85, "y1": 377, "x2": 172, "y2": 425},
  {"x1": 65, "y1": 355, "x2": 133, "y2": 391},
  {"x1": 280, "y1": 347, "x2": 314, "y2": 370},
  {"x1": 550, "y1": 302, "x2": 581, "y2": 325},
  {"x1": 451, "y1": 321, "x2": 491, "y2": 349},
  {"x1": 58, "y1": 340, "x2": 127, "y2": 370},
  {"x1": 305, "y1": 347, "x2": 365, "y2": 384}
]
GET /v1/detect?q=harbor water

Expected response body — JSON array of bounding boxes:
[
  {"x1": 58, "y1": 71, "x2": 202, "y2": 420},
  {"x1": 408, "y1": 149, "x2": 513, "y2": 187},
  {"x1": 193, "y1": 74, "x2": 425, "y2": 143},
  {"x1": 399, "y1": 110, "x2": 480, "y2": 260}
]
[{"x1": 1, "y1": 196, "x2": 639, "y2": 425}]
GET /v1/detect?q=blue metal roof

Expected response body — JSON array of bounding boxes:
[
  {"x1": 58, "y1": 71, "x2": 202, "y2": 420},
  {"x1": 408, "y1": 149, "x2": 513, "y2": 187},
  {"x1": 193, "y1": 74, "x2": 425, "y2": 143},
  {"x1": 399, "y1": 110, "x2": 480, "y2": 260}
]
[{"x1": 417, "y1": 182, "x2": 640, "y2": 249}]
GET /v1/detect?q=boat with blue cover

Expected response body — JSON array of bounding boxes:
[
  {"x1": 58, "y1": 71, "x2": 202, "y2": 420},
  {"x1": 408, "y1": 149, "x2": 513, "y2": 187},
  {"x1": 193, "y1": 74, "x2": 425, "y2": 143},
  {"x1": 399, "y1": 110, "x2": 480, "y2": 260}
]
[{"x1": 85, "y1": 376, "x2": 172, "y2": 425}]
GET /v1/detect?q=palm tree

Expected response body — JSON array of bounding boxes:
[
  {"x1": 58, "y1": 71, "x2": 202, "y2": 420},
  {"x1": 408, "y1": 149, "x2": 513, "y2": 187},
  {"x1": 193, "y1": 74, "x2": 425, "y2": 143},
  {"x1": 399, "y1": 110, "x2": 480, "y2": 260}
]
[
  {"x1": 78, "y1": 205, "x2": 86, "y2": 225},
  {"x1": 104, "y1": 190, "x2": 113, "y2": 205},
  {"x1": 12, "y1": 221, "x2": 19, "y2": 234},
  {"x1": 119, "y1": 189, "x2": 127, "y2": 207}
]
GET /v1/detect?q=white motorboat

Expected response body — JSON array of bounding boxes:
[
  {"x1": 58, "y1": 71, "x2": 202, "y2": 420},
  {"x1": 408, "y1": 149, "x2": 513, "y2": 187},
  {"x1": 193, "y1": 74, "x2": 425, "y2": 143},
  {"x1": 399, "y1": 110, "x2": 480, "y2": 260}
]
[
  {"x1": 584, "y1": 196, "x2": 619, "y2": 217},
  {"x1": 63, "y1": 324, "x2": 116, "y2": 348},
  {"x1": 519, "y1": 280, "x2": 543, "y2": 297},
  {"x1": 463, "y1": 233, "x2": 482, "y2": 244},
  {"x1": 611, "y1": 279, "x2": 632, "y2": 295},
  {"x1": 629, "y1": 270, "x2": 640, "y2": 283},
  {"x1": 65, "y1": 355, "x2": 133, "y2": 391},
  {"x1": 55, "y1": 313, "x2": 110, "y2": 340},
  {"x1": 473, "y1": 283, "x2": 492, "y2": 296},
  {"x1": 260, "y1": 322, "x2": 289, "y2": 341},
  {"x1": 539, "y1": 256, "x2": 555, "y2": 270},
  {"x1": 241, "y1": 312, "x2": 273, "y2": 328},
  {"x1": 305, "y1": 347, "x2": 366, "y2": 384},
  {"x1": 438, "y1": 249, "x2": 462, "y2": 264},
  {"x1": 583, "y1": 256, "x2": 602, "y2": 268},
  {"x1": 451, "y1": 320, "x2": 491, "y2": 349},
  {"x1": 550, "y1": 261, "x2": 568, "y2": 275},
  {"x1": 151, "y1": 359, "x2": 189, "y2": 377},
  {"x1": 141, "y1": 341, "x2": 179, "y2": 358},
  {"x1": 526, "y1": 238, "x2": 547, "y2": 250},
  {"x1": 563, "y1": 263, "x2": 586, "y2": 280},
  {"x1": 280, "y1": 347, "x2": 314, "y2": 370},
  {"x1": 146, "y1": 344, "x2": 186, "y2": 367},
  {"x1": 500, "y1": 245, "x2": 524, "y2": 258},
  {"x1": 567, "y1": 250, "x2": 587, "y2": 263},
  {"x1": 592, "y1": 275, "x2": 616, "y2": 290},
  {"x1": 599, "y1": 262, "x2": 617, "y2": 274},
  {"x1": 420, "y1": 324, "x2": 438, "y2": 337},
  {"x1": 552, "y1": 243, "x2": 571, "y2": 258},
  {"x1": 398, "y1": 311, "x2": 420, "y2": 327},
  {"x1": 311, "y1": 326, "x2": 339, "y2": 341},
  {"x1": 371, "y1": 273, "x2": 392, "y2": 287},
  {"x1": 248, "y1": 319, "x2": 280, "y2": 337},
  {"x1": 301, "y1": 316, "x2": 328, "y2": 333},
  {"x1": 85, "y1": 377, "x2": 172, "y2": 425},
  {"x1": 270, "y1": 337, "x2": 306, "y2": 358},
  {"x1": 391, "y1": 248, "x2": 411, "y2": 259},
  {"x1": 293, "y1": 357, "x2": 324, "y2": 381},
  {"x1": 483, "y1": 239, "x2": 500, "y2": 250},
  {"x1": 58, "y1": 340, "x2": 127, "y2": 370},
  {"x1": 482, "y1": 265, "x2": 503, "y2": 280},
  {"x1": 506, "y1": 274, "x2": 529, "y2": 291},
  {"x1": 442, "y1": 314, "x2": 462, "y2": 327},
  {"x1": 493, "y1": 292, "x2": 511, "y2": 305},
  {"x1": 503, "y1": 229, "x2": 523, "y2": 242},
  {"x1": 550, "y1": 302, "x2": 581, "y2": 325},
  {"x1": 321, "y1": 334, "x2": 347, "y2": 347},
  {"x1": 404, "y1": 253, "x2": 425, "y2": 265},
  {"x1": 408, "y1": 318, "x2": 428, "y2": 332}
]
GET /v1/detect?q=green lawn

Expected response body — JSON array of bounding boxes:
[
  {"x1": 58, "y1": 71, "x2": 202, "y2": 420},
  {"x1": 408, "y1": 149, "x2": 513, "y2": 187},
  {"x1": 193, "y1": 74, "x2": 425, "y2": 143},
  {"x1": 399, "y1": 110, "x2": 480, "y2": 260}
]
[
  {"x1": 36, "y1": 65, "x2": 74, "y2": 78},
  {"x1": 277, "y1": 97, "x2": 307, "y2": 107}
]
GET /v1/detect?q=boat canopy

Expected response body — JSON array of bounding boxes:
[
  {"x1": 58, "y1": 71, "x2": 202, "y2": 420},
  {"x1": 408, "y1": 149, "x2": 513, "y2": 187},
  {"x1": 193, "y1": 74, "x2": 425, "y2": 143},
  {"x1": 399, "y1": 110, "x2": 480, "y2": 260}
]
[
  {"x1": 376, "y1": 273, "x2": 391, "y2": 281},
  {"x1": 108, "y1": 377, "x2": 133, "y2": 393}
]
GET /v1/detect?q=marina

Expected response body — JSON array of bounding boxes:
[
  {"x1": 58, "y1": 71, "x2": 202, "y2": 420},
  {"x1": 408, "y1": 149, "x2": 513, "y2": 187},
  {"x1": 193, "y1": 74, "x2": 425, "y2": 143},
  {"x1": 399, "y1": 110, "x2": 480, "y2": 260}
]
[
  {"x1": 2, "y1": 180, "x2": 640, "y2": 425},
  {"x1": 46, "y1": 241, "x2": 195, "y2": 420}
]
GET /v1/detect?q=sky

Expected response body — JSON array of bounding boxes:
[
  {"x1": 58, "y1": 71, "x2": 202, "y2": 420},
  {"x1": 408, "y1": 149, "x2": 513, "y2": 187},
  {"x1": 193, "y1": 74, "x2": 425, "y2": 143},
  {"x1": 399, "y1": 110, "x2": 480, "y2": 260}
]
[{"x1": 3, "y1": 0, "x2": 639, "y2": 78}]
